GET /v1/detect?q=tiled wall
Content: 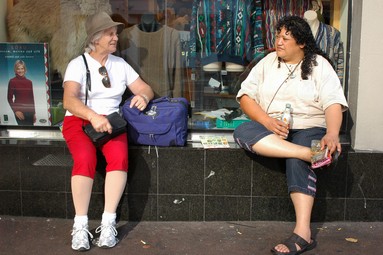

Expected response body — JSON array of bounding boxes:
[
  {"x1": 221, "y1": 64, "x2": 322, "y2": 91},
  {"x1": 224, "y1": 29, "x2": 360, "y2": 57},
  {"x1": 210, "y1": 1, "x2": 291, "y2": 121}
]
[{"x1": 0, "y1": 140, "x2": 382, "y2": 222}]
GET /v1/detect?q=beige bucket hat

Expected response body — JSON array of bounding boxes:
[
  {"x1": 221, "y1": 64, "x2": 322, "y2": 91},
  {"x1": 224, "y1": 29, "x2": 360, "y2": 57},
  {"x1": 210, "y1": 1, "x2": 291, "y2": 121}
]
[{"x1": 85, "y1": 12, "x2": 125, "y2": 44}]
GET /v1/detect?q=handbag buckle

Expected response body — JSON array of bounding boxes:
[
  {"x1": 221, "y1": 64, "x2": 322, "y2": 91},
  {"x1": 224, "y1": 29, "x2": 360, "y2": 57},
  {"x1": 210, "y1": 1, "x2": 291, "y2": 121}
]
[{"x1": 146, "y1": 105, "x2": 158, "y2": 119}]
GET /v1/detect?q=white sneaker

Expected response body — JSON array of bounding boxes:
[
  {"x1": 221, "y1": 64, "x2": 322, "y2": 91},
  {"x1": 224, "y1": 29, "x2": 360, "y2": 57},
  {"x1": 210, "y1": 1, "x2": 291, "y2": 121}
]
[
  {"x1": 71, "y1": 224, "x2": 93, "y2": 251},
  {"x1": 95, "y1": 222, "x2": 119, "y2": 248}
]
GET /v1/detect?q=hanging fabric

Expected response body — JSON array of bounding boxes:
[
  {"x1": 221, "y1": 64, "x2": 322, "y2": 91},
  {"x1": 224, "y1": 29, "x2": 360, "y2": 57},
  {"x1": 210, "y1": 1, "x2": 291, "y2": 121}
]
[
  {"x1": 188, "y1": 0, "x2": 265, "y2": 68},
  {"x1": 263, "y1": 0, "x2": 311, "y2": 49}
]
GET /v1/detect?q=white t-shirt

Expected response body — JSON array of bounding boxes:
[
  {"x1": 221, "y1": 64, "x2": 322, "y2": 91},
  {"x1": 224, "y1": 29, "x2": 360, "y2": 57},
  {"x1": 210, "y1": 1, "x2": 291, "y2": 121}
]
[
  {"x1": 63, "y1": 52, "x2": 139, "y2": 116},
  {"x1": 237, "y1": 52, "x2": 348, "y2": 129}
]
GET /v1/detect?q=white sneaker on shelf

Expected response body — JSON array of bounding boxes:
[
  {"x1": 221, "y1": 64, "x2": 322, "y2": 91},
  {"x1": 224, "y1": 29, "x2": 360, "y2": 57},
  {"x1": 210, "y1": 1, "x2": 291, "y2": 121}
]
[
  {"x1": 95, "y1": 222, "x2": 119, "y2": 248},
  {"x1": 71, "y1": 223, "x2": 93, "y2": 251}
]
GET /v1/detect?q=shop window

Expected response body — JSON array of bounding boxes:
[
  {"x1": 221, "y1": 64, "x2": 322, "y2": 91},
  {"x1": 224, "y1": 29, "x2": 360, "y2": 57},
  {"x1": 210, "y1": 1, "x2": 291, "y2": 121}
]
[{"x1": 0, "y1": 0, "x2": 346, "y2": 135}]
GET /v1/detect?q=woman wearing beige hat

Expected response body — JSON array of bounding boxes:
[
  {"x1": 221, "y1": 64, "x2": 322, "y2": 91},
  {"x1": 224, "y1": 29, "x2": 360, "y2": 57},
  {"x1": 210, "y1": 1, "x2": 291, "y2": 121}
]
[{"x1": 62, "y1": 12, "x2": 154, "y2": 251}]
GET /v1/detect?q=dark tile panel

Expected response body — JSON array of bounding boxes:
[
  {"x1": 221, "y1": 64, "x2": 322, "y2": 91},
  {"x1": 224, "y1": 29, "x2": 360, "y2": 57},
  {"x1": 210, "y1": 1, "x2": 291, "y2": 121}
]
[
  {"x1": 158, "y1": 195, "x2": 204, "y2": 221},
  {"x1": 22, "y1": 191, "x2": 66, "y2": 218},
  {"x1": 1, "y1": 140, "x2": 383, "y2": 222},
  {"x1": 252, "y1": 197, "x2": 295, "y2": 221},
  {"x1": 0, "y1": 191, "x2": 21, "y2": 215},
  {"x1": 0, "y1": 147, "x2": 20, "y2": 191},
  {"x1": 345, "y1": 199, "x2": 383, "y2": 221},
  {"x1": 128, "y1": 147, "x2": 159, "y2": 195},
  {"x1": 85, "y1": 193, "x2": 105, "y2": 220},
  {"x1": 63, "y1": 147, "x2": 73, "y2": 193},
  {"x1": 158, "y1": 148, "x2": 204, "y2": 195},
  {"x1": 315, "y1": 151, "x2": 349, "y2": 198},
  {"x1": 205, "y1": 196, "x2": 251, "y2": 221},
  {"x1": 66, "y1": 191, "x2": 74, "y2": 219},
  {"x1": 65, "y1": 165, "x2": 72, "y2": 193},
  {"x1": 20, "y1": 165, "x2": 68, "y2": 192},
  {"x1": 347, "y1": 152, "x2": 383, "y2": 199},
  {"x1": 251, "y1": 156, "x2": 288, "y2": 197},
  {"x1": 205, "y1": 149, "x2": 252, "y2": 196},
  {"x1": 92, "y1": 161, "x2": 108, "y2": 194},
  {"x1": 19, "y1": 147, "x2": 68, "y2": 192},
  {"x1": 312, "y1": 198, "x2": 346, "y2": 222},
  {"x1": 121, "y1": 194, "x2": 158, "y2": 221}
]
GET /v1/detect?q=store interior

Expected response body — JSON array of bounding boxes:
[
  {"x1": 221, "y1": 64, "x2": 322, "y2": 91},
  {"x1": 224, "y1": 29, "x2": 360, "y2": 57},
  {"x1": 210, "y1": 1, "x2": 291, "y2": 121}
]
[{"x1": 0, "y1": 0, "x2": 347, "y2": 136}]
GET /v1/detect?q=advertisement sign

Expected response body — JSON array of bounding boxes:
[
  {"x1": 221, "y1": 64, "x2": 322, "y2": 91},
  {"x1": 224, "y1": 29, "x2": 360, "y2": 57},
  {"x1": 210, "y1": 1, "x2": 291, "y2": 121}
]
[{"x1": 0, "y1": 43, "x2": 51, "y2": 126}]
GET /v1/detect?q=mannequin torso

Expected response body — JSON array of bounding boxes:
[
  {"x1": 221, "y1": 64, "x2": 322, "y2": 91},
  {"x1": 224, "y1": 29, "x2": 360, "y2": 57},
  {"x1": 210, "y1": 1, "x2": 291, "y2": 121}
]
[
  {"x1": 304, "y1": 10, "x2": 320, "y2": 37},
  {"x1": 139, "y1": 13, "x2": 161, "y2": 32}
]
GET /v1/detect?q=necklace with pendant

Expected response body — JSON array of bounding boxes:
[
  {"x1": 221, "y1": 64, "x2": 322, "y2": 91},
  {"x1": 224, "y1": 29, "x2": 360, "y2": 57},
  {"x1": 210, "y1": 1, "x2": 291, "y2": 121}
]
[{"x1": 283, "y1": 60, "x2": 302, "y2": 79}]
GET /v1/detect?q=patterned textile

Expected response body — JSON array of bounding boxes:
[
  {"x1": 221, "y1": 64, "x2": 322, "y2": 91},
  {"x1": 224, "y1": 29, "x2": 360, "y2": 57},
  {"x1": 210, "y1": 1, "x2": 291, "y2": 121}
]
[
  {"x1": 189, "y1": 0, "x2": 264, "y2": 68},
  {"x1": 315, "y1": 23, "x2": 344, "y2": 84},
  {"x1": 263, "y1": 0, "x2": 311, "y2": 49}
]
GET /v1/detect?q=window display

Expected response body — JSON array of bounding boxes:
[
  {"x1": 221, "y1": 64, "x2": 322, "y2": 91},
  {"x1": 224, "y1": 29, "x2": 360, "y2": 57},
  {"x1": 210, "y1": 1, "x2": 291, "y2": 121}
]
[
  {"x1": 116, "y1": 12, "x2": 183, "y2": 98},
  {"x1": 1, "y1": 0, "x2": 345, "y2": 134},
  {"x1": 304, "y1": 9, "x2": 344, "y2": 84},
  {"x1": 7, "y1": 0, "x2": 112, "y2": 78}
]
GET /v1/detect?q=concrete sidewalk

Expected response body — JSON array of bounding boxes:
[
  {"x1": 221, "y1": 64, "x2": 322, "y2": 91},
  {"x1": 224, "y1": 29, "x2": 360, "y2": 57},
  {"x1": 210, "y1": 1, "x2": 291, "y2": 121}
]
[{"x1": 0, "y1": 216, "x2": 381, "y2": 255}]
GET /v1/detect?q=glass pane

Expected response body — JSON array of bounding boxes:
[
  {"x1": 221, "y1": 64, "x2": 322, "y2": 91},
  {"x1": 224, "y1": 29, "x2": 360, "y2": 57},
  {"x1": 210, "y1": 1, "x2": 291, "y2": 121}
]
[{"x1": 0, "y1": 0, "x2": 345, "y2": 135}]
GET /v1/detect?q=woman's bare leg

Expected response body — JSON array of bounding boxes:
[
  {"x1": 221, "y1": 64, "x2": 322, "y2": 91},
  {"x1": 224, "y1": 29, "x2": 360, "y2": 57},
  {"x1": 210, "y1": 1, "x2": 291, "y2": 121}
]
[
  {"x1": 104, "y1": 170, "x2": 127, "y2": 213},
  {"x1": 252, "y1": 134, "x2": 312, "y2": 162},
  {"x1": 274, "y1": 192, "x2": 314, "y2": 253},
  {"x1": 71, "y1": 175, "x2": 93, "y2": 215}
]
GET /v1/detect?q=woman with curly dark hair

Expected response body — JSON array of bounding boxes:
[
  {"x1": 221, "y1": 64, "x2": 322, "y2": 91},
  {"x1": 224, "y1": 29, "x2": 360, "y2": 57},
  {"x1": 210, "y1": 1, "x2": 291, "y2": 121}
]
[{"x1": 233, "y1": 16, "x2": 348, "y2": 255}]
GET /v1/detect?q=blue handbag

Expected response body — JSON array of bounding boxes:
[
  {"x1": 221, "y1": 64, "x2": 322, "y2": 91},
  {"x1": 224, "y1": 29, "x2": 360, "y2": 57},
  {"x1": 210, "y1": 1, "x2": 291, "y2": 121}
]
[{"x1": 122, "y1": 97, "x2": 189, "y2": 146}]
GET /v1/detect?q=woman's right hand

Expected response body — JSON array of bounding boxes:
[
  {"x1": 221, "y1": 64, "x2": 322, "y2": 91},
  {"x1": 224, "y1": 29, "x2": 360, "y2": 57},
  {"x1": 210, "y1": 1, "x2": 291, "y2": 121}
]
[
  {"x1": 129, "y1": 94, "x2": 149, "y2": 111},
  {"x1": 89, "y1": 114, "x2": 112, "y2": 134},
  {"x1": 239, "y1": 95, "x2": 289, "y2": 138},
  {"x1": 264, "y1": 116, "x2": 289, "y2": 139}
]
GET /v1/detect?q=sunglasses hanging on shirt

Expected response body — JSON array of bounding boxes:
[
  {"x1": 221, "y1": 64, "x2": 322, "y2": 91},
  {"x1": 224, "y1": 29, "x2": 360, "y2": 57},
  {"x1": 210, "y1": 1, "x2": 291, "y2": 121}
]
[{"x1": 98, "y1": 66, "x2": 111, "y2": 88}]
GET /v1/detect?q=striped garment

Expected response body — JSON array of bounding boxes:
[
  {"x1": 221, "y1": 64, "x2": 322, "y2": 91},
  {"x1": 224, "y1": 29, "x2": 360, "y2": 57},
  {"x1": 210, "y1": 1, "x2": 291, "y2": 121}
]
[
  {"x1": 263, "y1": 0, "x2": 311, "y2": 49},
  {"x1": 315, "y1": 22, "x2": 344, "y2": 84},
  {"x1": 189, "y1": 0, "x2": 264, "y2": 67}
]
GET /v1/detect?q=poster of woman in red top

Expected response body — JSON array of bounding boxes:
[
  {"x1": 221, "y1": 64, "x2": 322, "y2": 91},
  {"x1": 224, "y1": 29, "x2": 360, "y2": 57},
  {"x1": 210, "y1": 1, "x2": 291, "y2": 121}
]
[
  {"x1": 7, "y1": 59, "x2": 36, "y2": 125},
  {"x1": 0, "y1": 43, "x2": 50, "y2": 126}
]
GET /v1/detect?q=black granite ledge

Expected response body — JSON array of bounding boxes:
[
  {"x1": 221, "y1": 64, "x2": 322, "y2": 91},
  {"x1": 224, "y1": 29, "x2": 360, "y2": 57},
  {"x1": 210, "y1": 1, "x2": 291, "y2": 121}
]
[{"x1": 0, "y1": 136, "x2": 382, "y2": 222}]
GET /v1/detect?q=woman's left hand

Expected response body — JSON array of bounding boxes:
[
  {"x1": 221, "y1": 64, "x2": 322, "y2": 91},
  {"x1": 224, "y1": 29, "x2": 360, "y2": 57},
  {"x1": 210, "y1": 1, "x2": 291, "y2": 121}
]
[
  {"x1": 323, "y1": 104, "x2": 343, "y2": 155},
  {"x1": 321, "y1": 133, "x2": 341, "y2": 155},
  {"x1": 15, "y1": 111, "x2": 25, "y2": 120},
  {"x1": 129, "y1": 95, "x2": 148, "y2": 111}
]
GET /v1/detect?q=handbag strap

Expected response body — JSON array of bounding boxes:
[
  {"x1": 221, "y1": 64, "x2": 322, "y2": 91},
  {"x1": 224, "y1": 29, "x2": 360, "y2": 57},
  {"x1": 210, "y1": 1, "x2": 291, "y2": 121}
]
[
  {"x1": 81, "y1": 54, "x2": 91, "y2": 127},
  {"x1": 265, "y1": 59, "x2": 302, "y2": 114},
  {"x1": 81, "y1": 54, "x2": 91, "y2": 105}
]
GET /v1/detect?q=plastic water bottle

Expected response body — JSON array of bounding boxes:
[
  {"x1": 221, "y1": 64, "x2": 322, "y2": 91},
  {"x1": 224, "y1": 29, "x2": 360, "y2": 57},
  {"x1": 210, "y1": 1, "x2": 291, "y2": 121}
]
[{"x1": 281, "y1": 103, "x2": 292, "y2": 129}]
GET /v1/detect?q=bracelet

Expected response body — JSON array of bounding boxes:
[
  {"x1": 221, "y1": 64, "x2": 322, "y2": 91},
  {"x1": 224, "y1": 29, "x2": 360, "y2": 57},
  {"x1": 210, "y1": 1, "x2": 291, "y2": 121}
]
[{"x1": 140, "y1": 94, "x2": 149, "y2": 104}]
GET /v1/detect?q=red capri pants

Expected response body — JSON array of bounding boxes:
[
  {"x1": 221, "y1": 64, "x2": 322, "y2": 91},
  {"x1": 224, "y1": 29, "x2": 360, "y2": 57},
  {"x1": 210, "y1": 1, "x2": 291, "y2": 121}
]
[{"x1": 62, "y1": 116, "x2": 128, "y2": 179}]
